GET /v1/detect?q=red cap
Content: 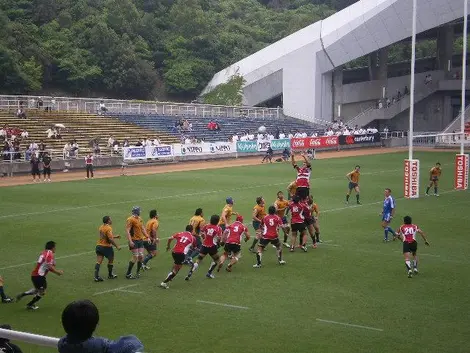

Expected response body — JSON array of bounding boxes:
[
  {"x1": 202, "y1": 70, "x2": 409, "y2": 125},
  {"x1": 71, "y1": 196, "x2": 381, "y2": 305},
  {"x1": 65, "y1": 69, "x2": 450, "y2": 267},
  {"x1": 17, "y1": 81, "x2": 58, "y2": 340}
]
[{"x1": 236, "y1": 215, "x2": 244, "y2": 222}]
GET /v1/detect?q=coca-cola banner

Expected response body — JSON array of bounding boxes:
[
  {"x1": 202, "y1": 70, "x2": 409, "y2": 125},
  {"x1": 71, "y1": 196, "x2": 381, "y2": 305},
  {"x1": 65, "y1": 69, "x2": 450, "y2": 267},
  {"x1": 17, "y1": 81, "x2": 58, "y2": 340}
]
[
  {"x1": 339, "y1": 133, "x2": 381, "y2": 145},
  {"x1": 290, "y1": 136, "x2": 339, "y2": 150}
]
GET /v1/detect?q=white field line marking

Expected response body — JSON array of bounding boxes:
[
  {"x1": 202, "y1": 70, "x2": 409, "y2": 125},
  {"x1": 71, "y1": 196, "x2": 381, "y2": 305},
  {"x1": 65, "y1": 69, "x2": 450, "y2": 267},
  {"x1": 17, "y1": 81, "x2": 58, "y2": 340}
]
[
  {"x1": 196, "y1": 300, "x2": 249, "y2": 310},
  {"x1": 394, "y1": 251, "x2": 441, "y2": 258},
  {"x1": 117, "y1": 289, "x2": 144, "y2": 294},
  {"x1": 316, "y1": 318, "x2": 383, "y2": 332},
  {"x1": 93, "y1": 284, "x2": 138, "y2": 296},
  {"x1": 0, "y1": 166, "x2": 422, "y2": 220},
  {"x1": 0, "y1": 189, "x2": 464, "y2": 271}
]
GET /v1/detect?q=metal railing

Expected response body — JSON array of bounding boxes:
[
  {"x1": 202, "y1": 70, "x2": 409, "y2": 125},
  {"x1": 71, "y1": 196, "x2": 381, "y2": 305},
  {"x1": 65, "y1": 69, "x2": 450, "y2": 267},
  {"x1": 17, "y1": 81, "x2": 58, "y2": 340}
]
[
  {"x1": 0, "y1": 95, "x2": 281, "y2": 119},
  {"x1": 442, "y1": 105, "x2": 470, "y2": 133}
]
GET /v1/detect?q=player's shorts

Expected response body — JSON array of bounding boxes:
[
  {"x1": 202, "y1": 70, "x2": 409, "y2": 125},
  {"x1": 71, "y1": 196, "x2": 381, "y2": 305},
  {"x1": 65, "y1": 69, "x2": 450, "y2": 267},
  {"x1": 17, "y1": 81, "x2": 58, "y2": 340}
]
[
  {"x1": 382, "y1": 213, "x2": 392, "y2": 222},
  {"x1": 291, "y1": 223, "x2": 306, "y2": 233},
  {"x1": 200, "y1": 245, "x2": 218, "y2": 256},
  {"x1": 31, "y1": 168, "x2": 40, "y2": 176},
  {"x1": 304, "y1": 217, "x2": 315, "y2": 226},
  {"x1": 43, "y1": 167, "x2": 51, "y2": 175},
  {"x1": 219, "y1": 224, "x2": 226, "y2": 232},
  {"x1": 259, "y1": 237, "x2": 281, "y2": 248},
  {"x1": 348, "y1": 182, "x2": 358, "y2": 190},
  {"x1": 252, "y1": 221, "x2": 261, "y2": 230},
  {"x1": 296, "y1": 187, "x2": 309, "y2": 200},
  {"x1": 143, "y1": 241, "x2": 157, "y2": 252},
  {"x1": 287, "y1": 194, "x2": 292, "y2": 201},
  {"x1": 224, "y1": 243, "x2": 241, "y2": 254},
  {"x1": 281, "y1": 216, "x2": 289, "y2": 225},
  {"x1": 194, "y1": 235, "x2": 202, "y2": 248},
  {"x1": 403, "y1": 241, "x2": 418, "y2": 254},
  {"x1": 129, "y1": 240, "x2": 144, "y2": 250},
  {"x1": 31, "y1": 276, "x2": 47, "y2": 290},
  {"x1": 172, "y1": 252, "x2": 186, "y2": 265},
  {"x1": 95, "y1": 245, "x2": 114, "y2": 259},
  {"x1": 431, "y1": 176, "x2": 439, "y2": 181}
]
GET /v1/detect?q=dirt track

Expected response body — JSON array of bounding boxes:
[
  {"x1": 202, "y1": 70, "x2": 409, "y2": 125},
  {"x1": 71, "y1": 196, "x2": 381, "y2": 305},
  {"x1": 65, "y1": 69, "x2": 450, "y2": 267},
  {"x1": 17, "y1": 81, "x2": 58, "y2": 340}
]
[{"x1": 0, "y1": 147, "x2": 433, "y2": 187}]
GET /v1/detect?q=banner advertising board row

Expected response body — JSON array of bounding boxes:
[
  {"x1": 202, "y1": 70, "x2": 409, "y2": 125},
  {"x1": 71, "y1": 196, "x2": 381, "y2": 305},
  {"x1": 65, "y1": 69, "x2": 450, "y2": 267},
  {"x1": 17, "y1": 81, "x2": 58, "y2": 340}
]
[
  {"x1": 123, "y1": 145, "x2": 173, "y2": 160},
  {"x1": 236, "y1": 138, "x2": 291, "y2": 153}
]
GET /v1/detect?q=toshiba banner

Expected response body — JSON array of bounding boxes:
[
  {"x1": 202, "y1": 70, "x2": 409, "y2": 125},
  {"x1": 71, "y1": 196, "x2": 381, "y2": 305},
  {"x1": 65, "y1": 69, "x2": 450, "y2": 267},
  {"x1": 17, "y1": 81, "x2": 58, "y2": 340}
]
[
  {"x1": 404, "y1": 159, "x2": 420, "y2": 199},
  {"x1": 454, "y1": 154, "x2": 469, "y2": 190},
  {"x1": 290, "y1": 136, "x2": 338, "y2": 150}
]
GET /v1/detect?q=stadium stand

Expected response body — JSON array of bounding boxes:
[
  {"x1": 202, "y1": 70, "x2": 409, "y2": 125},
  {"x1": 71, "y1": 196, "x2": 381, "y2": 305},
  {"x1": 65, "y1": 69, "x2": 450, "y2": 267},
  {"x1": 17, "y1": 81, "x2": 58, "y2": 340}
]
[{"x1": 112, "y1": 113, "x2": 322, "y2": 142}]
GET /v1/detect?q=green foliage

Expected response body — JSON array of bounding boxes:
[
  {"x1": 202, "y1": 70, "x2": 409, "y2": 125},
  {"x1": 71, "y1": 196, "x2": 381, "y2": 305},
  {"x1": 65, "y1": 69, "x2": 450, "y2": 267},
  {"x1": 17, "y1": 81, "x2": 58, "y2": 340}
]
[
  {"x1": 202, "y1": 74, "x2": 245, "y2": 105},
  {"x1": 0, "y1": 0, "x2": 339, "y2": 99}
]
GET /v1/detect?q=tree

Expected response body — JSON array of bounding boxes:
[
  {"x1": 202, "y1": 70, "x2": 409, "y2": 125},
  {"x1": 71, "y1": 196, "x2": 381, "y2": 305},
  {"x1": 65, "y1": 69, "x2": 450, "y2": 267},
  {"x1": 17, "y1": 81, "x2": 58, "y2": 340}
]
[{"x1": 202, "y1": 74, "x2": 245, "y2": 106}]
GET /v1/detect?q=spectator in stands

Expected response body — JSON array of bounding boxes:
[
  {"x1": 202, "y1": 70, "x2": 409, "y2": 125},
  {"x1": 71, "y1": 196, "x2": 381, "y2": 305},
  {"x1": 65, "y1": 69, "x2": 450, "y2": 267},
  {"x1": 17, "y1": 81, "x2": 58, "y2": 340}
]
[
  {"x1": 63, "y1": 142, "x2": 71, "y2": 159},
  {"x1": 342, "y1": 127, "x2": 351, "y2": 136},
  {"x1": 288, "y1": 132, "x2": 293, "y2": 139},
  {"x1": 397, "y1": 90, "x2": 402, "y2": 100},
  {"x1": 279, "y1": 131, "x2": 286, "y2": 139},
  {"x1": 93, "y1": 141, "x2": 101, "y2": 155},
  {"x1": 99, "y1": 101, "x2": 107, "y2": 113},
  {"x1": 46, "y1": 126, "x2": 55, "y2": 139},
  {"x1": 71, "y1": 140, "x2": 79, "y2": 157},
  {"x1": 383, "y1": 126, "x2": 389, "y2": 134},
  {"x1": 184, "y1": 136, "x2": 192, "y2": 144},
  {"x1": 20, "y1": 130, "x2": 28, "y2": 139},
  {"x1": 386, "y1": 97, "x2": 391, "y2": 107},
  {"x1": 424, "y1": 74, "x2": 432, "y2": 85},
  {"x1": 232, "y1": 134, "x2": 239, "y2": 142},
  {"x1": 51, "y1": 97, "x2": 56, "y2": 111},
  {"x1": 0, "y1": 125, "x2": 6, "y2": 139},
  {"x1": 58, "y1": 300, "x2": 144, "y2": 353},
  {"x1": 16, "y1": 108, "x2": 26, "y2": 119},
  {"x1": 29, "y1": 141, "x2": 38, "y2": 152},
  {"x1": 404, "y1": 85, "x2": 409, "y2": 95},
  {"x1": 37, "y1": 97, "x2": 44, "y2": 110},
  {"x1": 152, "y1": 137, "x2": 161, "y2": 146},
  {"x1": 123, "y1": 139, "x2": 129, "y2": 147},
  {"x1": 311, "y1": 132, "x2": 318, "y2": 137},
  {"x1": 0, "y1": 324, "x2": 23, "y2": 353},
  {"x1": 182, "y1": 119, "x2": 190, "y2": 131},
  {"x1": 113, "y1": 141, "x2": 120, "y2": 154},
  {"x1": 107, "y1": 136, "x2": 115, "y2": 148}
]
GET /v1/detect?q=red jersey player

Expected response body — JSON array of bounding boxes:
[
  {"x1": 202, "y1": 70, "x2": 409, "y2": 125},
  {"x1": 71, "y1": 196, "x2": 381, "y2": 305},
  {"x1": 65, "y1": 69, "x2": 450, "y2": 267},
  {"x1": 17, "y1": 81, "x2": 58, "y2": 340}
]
[
  {"x1": 218, "y1": 215, "x2": 250, "y2": 272},
  {"x1": 160, "y1": 225, "x2": 196, "y2": 289},
  {"x1": 291, "y1": 153, "x2": 311, "y2": 201},
  {"x1": 289, "y1": 195, "x2": 308, "y2": 252},
  {"x1": 396, "y1": 216, "x2": 430, "y2": 278},
  {"x1": 16, "y1": 241, "x2": 63, "y2": 310},
  {"x1": 185, "y1": 215, "x2": 223, "y2": 280},
  {"x1": 253, "y1": 206, "x2": 286, "y2": 268}
]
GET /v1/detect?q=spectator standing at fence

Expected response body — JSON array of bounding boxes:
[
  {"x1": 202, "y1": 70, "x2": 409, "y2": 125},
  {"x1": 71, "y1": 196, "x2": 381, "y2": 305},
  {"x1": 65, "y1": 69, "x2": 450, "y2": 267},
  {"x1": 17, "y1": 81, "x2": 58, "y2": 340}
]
[
  {"x1": 31, "y1": 155, "x2": 41, "y2": 182},
  {"x1": 85, "y1": 153, "x2": 94, "y2": 179},
  {"x1": 71, "y1": 140, "x2": 79, "y2": 157},
  {"x1": 107, "y1": 136, "x2": 114, "y2": 148},
  {"x1": 42, "y1": 152, "x2": 52, "y2": 182},
  {"x1": 37, "y1": 97, "x2": 43, "y2": 110},
  {"x1": 0, "y1": 324, "x2": 23, "y2": 353}
]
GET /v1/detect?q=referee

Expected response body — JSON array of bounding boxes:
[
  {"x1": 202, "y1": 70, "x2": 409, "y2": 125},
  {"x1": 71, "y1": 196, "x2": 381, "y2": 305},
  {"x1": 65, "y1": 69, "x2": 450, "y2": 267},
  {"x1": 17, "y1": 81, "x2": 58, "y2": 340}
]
[
  {"x1": 85, "y1": 153, "x2": 94, "y2": 179},
  {"x1": 42, "y1": 152, "x2": 52, "y2": 182}
]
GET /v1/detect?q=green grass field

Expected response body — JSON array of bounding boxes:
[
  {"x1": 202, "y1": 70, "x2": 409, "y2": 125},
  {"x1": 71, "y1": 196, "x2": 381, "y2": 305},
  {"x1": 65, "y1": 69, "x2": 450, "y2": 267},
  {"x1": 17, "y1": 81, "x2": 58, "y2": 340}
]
[{"x1": 1, "y1": 151, "x2": 469, "y2": 353}]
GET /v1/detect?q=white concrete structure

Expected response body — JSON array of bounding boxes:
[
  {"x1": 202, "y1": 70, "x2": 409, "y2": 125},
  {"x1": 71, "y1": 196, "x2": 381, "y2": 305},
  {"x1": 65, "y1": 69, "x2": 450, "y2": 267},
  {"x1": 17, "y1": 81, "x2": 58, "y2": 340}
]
[{"x1": 202, "y1": 0, "x2": 464, "y2": 122}]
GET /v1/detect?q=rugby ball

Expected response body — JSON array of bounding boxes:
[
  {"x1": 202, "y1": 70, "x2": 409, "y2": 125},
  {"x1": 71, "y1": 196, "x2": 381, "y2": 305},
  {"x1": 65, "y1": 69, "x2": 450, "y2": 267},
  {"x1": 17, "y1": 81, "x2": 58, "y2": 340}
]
[{"x1": 258, "y1": 126, "x2": 267, "y2": 133}]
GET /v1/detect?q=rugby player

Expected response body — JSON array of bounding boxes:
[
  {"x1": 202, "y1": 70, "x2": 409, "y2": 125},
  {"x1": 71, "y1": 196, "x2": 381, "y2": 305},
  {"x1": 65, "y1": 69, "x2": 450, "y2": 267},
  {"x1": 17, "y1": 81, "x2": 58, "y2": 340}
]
[
  {"x1": 305, "y1": 196, "x2": 320, "y2": 248},
  {"x1": 381, "y1": 188, "x2": 397, "y2": 242},
  {"x1": 160, "y1": 225, "x2": 196, "y2": 289},
  {"x1": 289, "y1": 195, "x2": 308, "y2": 252},
  {"x1": 346, "y1": 165, "x2": 361, "y2": 205},
  {"x1": 185, "y1": 208, "x2": 206, "y2": 264},
  {"x1": 425, "y1": 162, "x2": 442, "y2": 196},
  {"x1": 396, "y1": 216, "x2": 430, "y2": 278},
  {"x1": 218, "y1": 197, "x2": 237, "y2": 231},
  {"x1": 142, "y1": 210, "x2": 160, "y2": 270},
  {"x1": 274, "y1": 191, "x2": 290, "y2": 247},
  {"x1": 94, "y1": 216, "x2": 120, "y2": 282},
  {"x1": 311, "y1": 198, "x2": 321, "y2": 244},
  {"x1": 16, "y1": 241, "x2": 64, "y2": 310},
  {"x1": 291, "y1": 153, "x2": 311, "y2": 201},
  {"x1": 125, "y1": 206, "x2": 149, "y2": 279},
  {"x1": 287, "y1": 180, "x2": 297, "y2": 201},
  {"x1": 185, "y1": 215, "x2": 222, "y2": 280},
  {"x1": 248, "y1": 197, "x2": 266, "y2": 252},
  {"x1": 218, "y1": 215, "x2": 250, "y2": 272},
  {"x1": 0, "y1": 276, "x2": 12, "y2": 303},
  {"x1": 253, "y1": 206, "x2": 286, "y2": 268}
]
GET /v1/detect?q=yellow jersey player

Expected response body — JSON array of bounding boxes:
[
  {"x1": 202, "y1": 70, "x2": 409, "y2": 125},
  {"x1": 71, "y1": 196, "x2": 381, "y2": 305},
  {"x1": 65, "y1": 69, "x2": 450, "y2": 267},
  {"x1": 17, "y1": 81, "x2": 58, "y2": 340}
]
[
  {"x1": 142, "y1": 210, "x2": 160, "y2": 270},
  {"x1": 125, "y1": 206, "x2": 149, "y2": 279},
  {"x1": 94, "y1": 216, "x2": 120, "y2": 282},
  {"x1": 218, "y1": 197, "x2": 237, "y2": 231},
  {"x1": 274, "y1": 191, "x2": 290, "y2": 247},
  {"x1": 287, "y1": 180, "x2": 298, "y2": 201},
  {"x1": 346, "y1": 165, "x2": 361, "y2": 205},
  {"x1": 249, "y1": 196, "x2": 266, "y2": 252},
  {"x1": 0, "y1": 276, "x2": 12, "y2": 303},
  {"x1": 425, "y1": 162, "x2": 442, "y2": 196},
  {"x1": 185, "y1": 208, "x2": 206, "y2": 264},
  {"x1": 311, "y1": 198, "x2": 321, "y2": 244}
]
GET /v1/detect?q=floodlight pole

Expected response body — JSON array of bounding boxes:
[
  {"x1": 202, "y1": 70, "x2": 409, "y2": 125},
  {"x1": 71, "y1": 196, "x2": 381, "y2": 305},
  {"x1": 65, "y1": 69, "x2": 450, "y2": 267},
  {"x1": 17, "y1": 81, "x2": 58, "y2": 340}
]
[
  {"x1": 409, "y1": 0, "x2": 418, "y2": 160},
  {"x1": 461, "y1": 0, "x2": 468, "y2": 155}
]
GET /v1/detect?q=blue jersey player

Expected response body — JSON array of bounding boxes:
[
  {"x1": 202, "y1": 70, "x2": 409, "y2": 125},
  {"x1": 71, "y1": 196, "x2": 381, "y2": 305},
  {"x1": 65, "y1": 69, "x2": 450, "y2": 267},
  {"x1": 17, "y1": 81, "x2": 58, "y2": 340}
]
[{"x1": 380, "y1": 188, "x2": 397, "y2": 242}]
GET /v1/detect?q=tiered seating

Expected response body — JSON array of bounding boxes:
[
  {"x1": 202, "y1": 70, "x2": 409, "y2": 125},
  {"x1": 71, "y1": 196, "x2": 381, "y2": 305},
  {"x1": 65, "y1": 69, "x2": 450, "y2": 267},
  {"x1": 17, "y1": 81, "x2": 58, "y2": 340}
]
[
  {"x1": 113, "y1": 114, "x2": 321, "y2": 142},
  {"x1": 0, "y1": 109, "x2": 179, "y2": 155}
]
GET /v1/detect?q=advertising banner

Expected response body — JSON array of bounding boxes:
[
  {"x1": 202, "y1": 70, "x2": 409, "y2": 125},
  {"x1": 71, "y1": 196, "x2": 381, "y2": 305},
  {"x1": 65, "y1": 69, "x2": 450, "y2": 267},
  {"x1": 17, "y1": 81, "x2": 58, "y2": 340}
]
[
  {"x1": 404, "y1": 159, "x2": 420, "y2": 199},
  {"x1": 454, "y1": 154, "x2": 469, "y2": 190},
  {"x1": 270, "y1": 138, "x2": 290, "y2": 151},
  {"x1": 290, "y1": 136, "x2": 338, "y2": 150},
  {"x1": 339, "y1": 133, "x2": 381, "y2": 145},
  {"x1": 123, "y1": 145, "x2": 173, "y2": 160},
  {"x1": 210, "y1": 142, "x2": 236, "y2": 154},
  {"x1": 236, "y1": 141, "x2": 258, "y2": 153}
]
